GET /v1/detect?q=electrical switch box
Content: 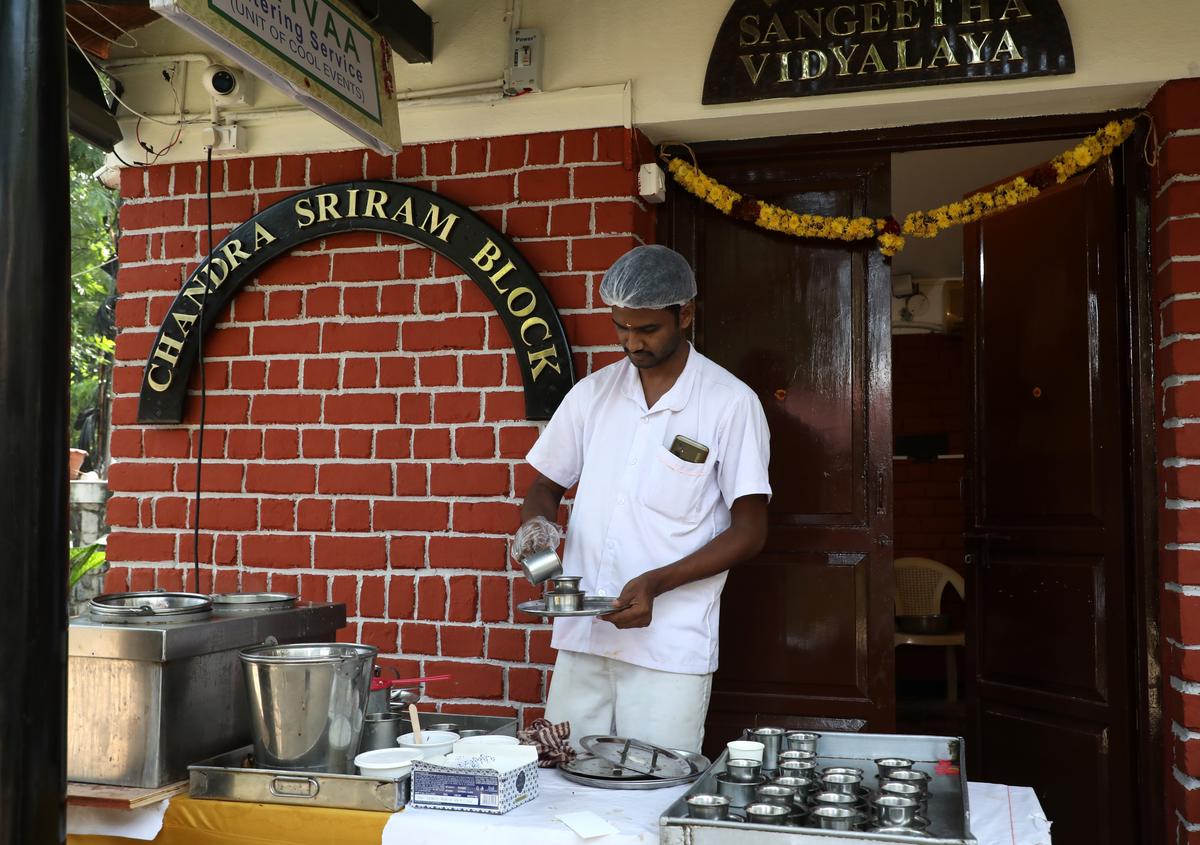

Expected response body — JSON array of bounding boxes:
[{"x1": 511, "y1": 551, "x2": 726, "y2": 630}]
[{"x1": 505, "y1": 28, "x2": 543, "y2": 95}]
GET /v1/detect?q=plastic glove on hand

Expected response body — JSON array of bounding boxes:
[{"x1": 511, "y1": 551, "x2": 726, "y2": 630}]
[{"x1": 511, "y1": 515, "x2": 563, "y2": 562}]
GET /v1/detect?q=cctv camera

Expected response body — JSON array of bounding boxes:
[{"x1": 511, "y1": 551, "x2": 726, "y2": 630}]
[{"x1": 202, "y1": 64, "x2": 251, "y2": 106}]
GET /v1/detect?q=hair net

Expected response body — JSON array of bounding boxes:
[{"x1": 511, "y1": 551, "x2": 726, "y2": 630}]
[{"x1": 599, "y1": 245, "x2": 697, "y2": 310}]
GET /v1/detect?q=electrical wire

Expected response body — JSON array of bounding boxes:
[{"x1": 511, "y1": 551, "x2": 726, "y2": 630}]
[
  {"x1": 66, "y1": 3, "x2": 139, "y2": 49},
  {"x1": 66, "y1": 26, "x2": 187, "y2": 128},
  {"x1": 193, "y1": 146, "x2": 215, "y2": 594},
  {"x1": 135, "y1": 70, "x2": 184, "y2": 164}
]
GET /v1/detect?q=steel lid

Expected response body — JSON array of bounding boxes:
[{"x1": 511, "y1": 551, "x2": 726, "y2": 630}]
[
  {"x1": 210, "y1": 592, "x2": 298, "y2": 613},
  {"x1": 88, "y1": 591, "x2": 213, "y2": 624},
  {"x1": 240, "y1": 642, "x2": 377, "y2": 665}
]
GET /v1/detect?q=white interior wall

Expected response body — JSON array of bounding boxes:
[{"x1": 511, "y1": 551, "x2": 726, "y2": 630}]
[{"x1": 103, "y1": 0, "x2": 1200, "y2": 164}]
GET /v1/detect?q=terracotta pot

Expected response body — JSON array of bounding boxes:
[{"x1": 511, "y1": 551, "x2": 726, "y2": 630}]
[{"x1": 69, "y1": 448, "x2": 88, "y2": 480}]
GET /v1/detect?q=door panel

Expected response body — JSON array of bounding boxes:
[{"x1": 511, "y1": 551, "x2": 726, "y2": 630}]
[
  {"x1": 663, "y1": 152, "x2": 894, "y2": 754},
  {"x1": 966, "y1": 162, "x2": 1134, "y2": 845}
]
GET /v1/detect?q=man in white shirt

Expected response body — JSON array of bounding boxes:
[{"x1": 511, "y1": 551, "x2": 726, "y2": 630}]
[{"x1": 514, "y1": 245, "x2": 772, "y2": 753}]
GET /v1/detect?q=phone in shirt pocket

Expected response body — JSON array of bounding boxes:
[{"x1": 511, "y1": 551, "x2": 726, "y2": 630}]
[
  {"x1": 668, "y1": 435, "x2": 710, "y2": 464},
  {"x1": 642, "y1": 436, "x2": 713, "y2": 523}
]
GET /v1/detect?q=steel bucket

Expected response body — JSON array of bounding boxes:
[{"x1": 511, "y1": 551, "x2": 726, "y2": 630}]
[{"x1": 240, "y1": 643, "x2": 377, "y2": 773}]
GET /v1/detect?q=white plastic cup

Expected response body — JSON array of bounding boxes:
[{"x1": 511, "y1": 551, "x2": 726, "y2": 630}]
[
  {"x1": 354, "y1": 747, "x2": 423, "y2": 778},
  {"x1": 727, "y1": 740, "x2": 765, "y2": 763},
  {"x1": 454, "y1": 735, "x2": 521, "y2": 750},
  {"x1": 397, "y1": 730, "x2": 459, "y2": 759}
]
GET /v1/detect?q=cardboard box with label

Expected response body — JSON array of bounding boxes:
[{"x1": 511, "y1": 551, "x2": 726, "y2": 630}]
[{"x1": 410, "y1": 746, "x2": 539, "y2": 814}]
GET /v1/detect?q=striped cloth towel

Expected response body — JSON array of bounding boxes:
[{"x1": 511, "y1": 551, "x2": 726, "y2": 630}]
[{"x1": 517, "y1": 718, "x2": 577, "y2": 768}]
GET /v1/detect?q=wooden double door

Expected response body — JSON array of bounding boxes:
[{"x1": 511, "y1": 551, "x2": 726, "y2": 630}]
[{"x1": 661, "y1": 139, "x2": 1146, "y2": 845}]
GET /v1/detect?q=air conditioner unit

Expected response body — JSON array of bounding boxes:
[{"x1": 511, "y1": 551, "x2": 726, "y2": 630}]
[{"x1": 891, "y1": 277, "x2": 963, "y2": 334}]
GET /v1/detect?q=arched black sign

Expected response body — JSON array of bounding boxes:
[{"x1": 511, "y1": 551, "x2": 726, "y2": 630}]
[
  {"x1": 137, "y1": 180, "x2": 575, "y2": 423},
  {"x1": 703, "y1": 0, "x2": 1074, "y2": 104}
]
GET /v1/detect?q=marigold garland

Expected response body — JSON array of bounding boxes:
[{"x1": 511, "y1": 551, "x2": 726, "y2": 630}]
[{"x1": 662, "y1": 118, "x2": 1136, "y2": 258}]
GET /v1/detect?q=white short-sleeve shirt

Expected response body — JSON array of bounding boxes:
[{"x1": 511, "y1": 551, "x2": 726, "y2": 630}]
[{"x1": 526, "y1": 344, "x2": 772, "y2": 675}]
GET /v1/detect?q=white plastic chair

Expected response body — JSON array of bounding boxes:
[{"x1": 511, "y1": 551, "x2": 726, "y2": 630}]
[{"x1": 893, "y1": 557, "x2": 966, "y2": 703}]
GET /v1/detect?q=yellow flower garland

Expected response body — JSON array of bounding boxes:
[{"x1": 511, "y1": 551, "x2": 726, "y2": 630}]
[{"x1": 662, "y1": 118, "x2": 1136, "y2": 258}]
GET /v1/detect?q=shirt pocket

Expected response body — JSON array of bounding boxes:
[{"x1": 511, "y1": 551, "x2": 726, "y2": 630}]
[{"x1": 640, "y1": 446, "x2": 713, "y2": 523}]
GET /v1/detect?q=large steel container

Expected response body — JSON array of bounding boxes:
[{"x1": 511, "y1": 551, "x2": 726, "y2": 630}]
[
  {"x1": 240, "y1": 643, "x2": 376, "y2": 773},
  {"x1": 67, "y1": 600, "x2": 345, "y2": 788}
]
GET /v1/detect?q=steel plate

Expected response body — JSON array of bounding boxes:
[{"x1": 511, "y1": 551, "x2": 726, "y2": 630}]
[
  {"x1": 559, "y1": 750, "x2": 710, "y2": 790},
  {"x1": 517, "y1": 596, "x2": 622, "y2": 617}
]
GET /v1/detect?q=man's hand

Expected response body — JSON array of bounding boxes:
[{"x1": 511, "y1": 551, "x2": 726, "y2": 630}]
[{"x1": 602, "y1": 571, "x2": 662, "y2": 629}]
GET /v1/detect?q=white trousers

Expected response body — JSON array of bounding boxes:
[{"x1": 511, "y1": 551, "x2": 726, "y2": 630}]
[{"x1": 543, "y1": 650, "x2": 712, "y2": 753}]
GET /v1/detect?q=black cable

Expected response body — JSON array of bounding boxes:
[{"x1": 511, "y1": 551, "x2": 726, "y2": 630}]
[{"x1": 193, "y1": 146, "x2": 214, "y2": 593}]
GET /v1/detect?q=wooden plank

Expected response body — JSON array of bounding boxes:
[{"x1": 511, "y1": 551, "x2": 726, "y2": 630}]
[{"x1": 67, "y1": 780, "x2": 187, "y2": 810}]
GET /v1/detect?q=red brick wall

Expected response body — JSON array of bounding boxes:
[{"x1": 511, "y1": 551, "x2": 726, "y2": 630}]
[
  {"x1": 105, "y1": 128, "x2": 655, "y2": 724},
  {"x1": 1150, "y1": 79, "x2": 1200, "y2": 843}
]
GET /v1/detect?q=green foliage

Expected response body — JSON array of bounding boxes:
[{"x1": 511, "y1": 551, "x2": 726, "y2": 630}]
[
  {"x1": 69, "y1": 542, "x2": 107, "y2": 589},
  {"x1": 69, "y1": 136, "x2": 118, "y2": 462}
]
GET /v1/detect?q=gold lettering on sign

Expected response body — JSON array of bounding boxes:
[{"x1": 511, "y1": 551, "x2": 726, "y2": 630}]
[
  {"x1": 739, "y1": 15, "x2": 762, "y2": 46},
  {"x1": 893, "y1": 0, "x2": 921, "y2": 30},
  {"x1": 294, "y1": 196, "x2": 315, "y2": 227},
  {"x1": 961, "y1": 0, "x2": 993, "y2": 24},
  {"x1": 931, "y1": 0, "x2": 946, "y2": 27},
  {"x1": 346, "y1": 188, "x2": 361, "y2": 218},
  {"x1": 527, "y1": 345, "x2": 562, "y2": 381},
  {"x1": 507, "y1": 287, "x2": 537, "y2": 318},
  {"x1": 172, "y1": 310, "x2": 197, "y2": 336},
  {"x1": 471, "y1": 239, "x2": 518, "y2": 293},
  {"x1": 419, "y1": 204, "x2": 459, "y2": 242},
  {"x1": 992, "y1": 28, "x2": 1023, "y2": 62},
  {"x1": 316, "y1": 192, "x2": 341, "y2": 222},
  {"x1": 895, "y1": 39, "x2": 924, "y2": 71},
  {"x1": 761, "y1": 13, "x2": 791, "y2": 44},
  {"x1": 830, "y1": 43, "x2": 859, "y2": 76},
  {"x1": 960, "y1": 31, "x2": 991, "y2": 64},
  {"x1": 826, "y1": 5, "x2": 857, "y2": 36},
  {"x1": 391, "y1": 197, "x2": 415, "y2": 226},
  {"x1": 862, "y1": 2, "x2": 888, "y2": 34},
  {"x1": 795, "y1": 9, "x2": 823, "y2": 40},
  {"x1": 999, "y1": 0, "x2": 1032, "y2": 19},
  {"x1": 929, "y1": 35, "x2": 959, "y2": 67},
  {"x1": 858, "y1": 43, "x2": 888, "y2": 74},
  {"x1": 220, "y1": 239, "x2": 251, "y2": 270},
  {"x1": 777, "y1": 51, "x2": 793, "y2": 82},
  {"x1": 741, "y1": 53, "x2": 770, "y2": 84},
  {"x1": 800, "y1": 48, "x2": 829, "y2": 79},
  {"x1": 520, "y1": 316, "x2": 551, "y2": 346},
  {"x1": 363, "y1": 189, "x2": 389, "y2": 219},
  {"x1": 147, "y1": 363, "x2": 172, "y2": 391},
  {"x1": 152, "y1": 333, "x2": 185, "y2": 367},
  {"x1": 253, "y1": 223, "x2": 276, "y2": 250}
]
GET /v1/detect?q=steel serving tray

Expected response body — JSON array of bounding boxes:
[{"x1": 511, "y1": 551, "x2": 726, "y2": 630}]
[
  {"x1": 561, "y1": 750, "x2": 710, "y2": 790},
  {"x1": 189, "y1": 746, "x2": 407, "y2": 812},
  {"x1": 517, "y1": 595, "x2": 622, "y2": 617},
  {"x1": 660, "y1": 731, "x2": 977, "y2": 845}
]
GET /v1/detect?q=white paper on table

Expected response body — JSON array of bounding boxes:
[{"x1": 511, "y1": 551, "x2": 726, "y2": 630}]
[
  {"x1": 556, "y1": 810, "x2": 620, "y2": 839},
  {"x1": 66, "y1": 798, "x2": 170, "y2": 841},
  {"x1": 967, "y1": 782, "x2": 1052, "y2": 845}
]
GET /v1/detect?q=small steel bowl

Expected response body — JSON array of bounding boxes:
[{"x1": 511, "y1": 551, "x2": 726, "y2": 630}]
[
  {"x1": 519, "y1": 547, "x2": 563, "y2": 585},
  {"x1": 873, "y1": 794, "x2": 921, "y2": 827},
  {"x1": 755, "y1": 783, "x2": 796, "y2": 809},
  {"x1": 545, "y1": 591, "x2": 583, "y2": 612},
  {"x1": 784, "y1": 731, "x2": 820, "y2": 753},
  {"x1": 772, "y1": 775, "x2": 816, "y2": 801},
  {"x1": 549, "y1": 575, "x2": 582, "y2": 593},
  {"x1": 881, "y1": 780, "x2": 928, "y2": 810},
  {"x1": 822, "y1": 766, "x2": 866, "y2": 779},
  {"x1": 687, "y1": 794, "x2": 731, "y2": 820},
  {"x1": 882, "y1": 768, "x2": 931, "y2": 793},
  {"x1": 810, "y1": 805, "x2": 861, "y2": 830},
  {"x1": 875, "y1": 757, "x2": 915, "y2": 780},
  {"x1": 745, "y1": 802, "x2": 790, "y2": 825},
  {"x1": 820, "y1": 772, "x2": 863, "y2": 796},
  {"x1": 726, "y1": 757, "x2": 762, "y2": 783},
  {"x1": 427, "y1": 722, "x2": 460, "y2": 733},
  {"x1": 779, "y1": 750, "x2": 816, "y2": 764},
  {"x1": 457, "y1": 729, "x2": 488, "y2": 738},
  {"x1": 715, "y1": 772, "x2": 765, "y2": 807},
  {"x1": 778, "y1": 759, "x2": 818, "y2": 777},
  {"x1": 812, "y1": 791, "x2": 864, "y2": 810}
]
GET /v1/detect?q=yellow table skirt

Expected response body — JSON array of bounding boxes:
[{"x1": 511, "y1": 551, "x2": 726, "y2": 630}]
[{"x1": 69, "y1": 795, "x2": 392, "y2": 845}]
